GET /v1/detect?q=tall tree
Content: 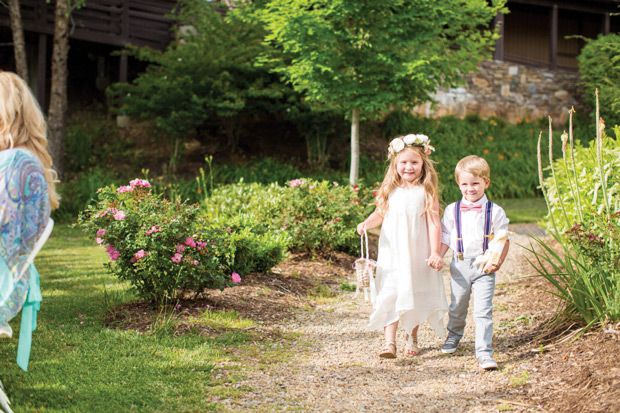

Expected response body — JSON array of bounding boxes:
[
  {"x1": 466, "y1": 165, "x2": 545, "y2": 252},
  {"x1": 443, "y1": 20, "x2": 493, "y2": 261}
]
[
  {"x1": 6, "y1": 0, "x2": 28, "y2": 82},
  {"x1": 258, "y1": 0, "x2": 507, "y2": 184},
  {"x1": 46, "y1": 0, "x2": 85, "y2": 176},
  {"x1": 46, "y1": 0, "x2": 71, "y2": 176}
]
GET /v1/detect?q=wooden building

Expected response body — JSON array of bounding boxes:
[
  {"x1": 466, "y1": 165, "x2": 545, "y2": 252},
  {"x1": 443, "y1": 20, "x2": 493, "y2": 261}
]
[
  {"x1": 0, "y1": 0, "x2": 177, "y2": 107},
  {"x1": 496, "y1": 0, "x2": 620, "y2": 70}
]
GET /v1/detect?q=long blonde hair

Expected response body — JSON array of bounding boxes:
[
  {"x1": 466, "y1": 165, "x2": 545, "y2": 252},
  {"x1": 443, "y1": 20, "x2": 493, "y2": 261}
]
[
  {"x1": 376, "y1": 145, "x2": 439, "y2": 217},
  {"x1": 0, "y1": 71, "x2": 60, "y2": 209}
]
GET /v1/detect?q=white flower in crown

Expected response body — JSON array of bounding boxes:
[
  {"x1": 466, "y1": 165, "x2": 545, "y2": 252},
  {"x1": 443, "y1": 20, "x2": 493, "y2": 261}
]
[
  {"x1": 415, "y1": 134, "x2": 429, "y2": 144},
  {"x1": 390, "y1": 137, "x2": 405, "y2": 154},
  {"x1": 402, "y1": 134, "x2": 417, "y2": 145}
]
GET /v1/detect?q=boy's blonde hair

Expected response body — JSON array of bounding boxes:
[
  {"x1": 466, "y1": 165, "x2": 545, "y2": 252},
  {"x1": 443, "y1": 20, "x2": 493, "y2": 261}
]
[
  {"x1": 0, "y1": 71, "x2": 60, "y2": 209},
  {"x1": 376, "y1": 144, "x2": 439, "y2": 217},
  {"x1": 455, "y1": 155, "x2": 490, "y2": 183}
]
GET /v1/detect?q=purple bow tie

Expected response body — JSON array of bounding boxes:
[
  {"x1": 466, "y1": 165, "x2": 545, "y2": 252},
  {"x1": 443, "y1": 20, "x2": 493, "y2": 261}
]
[{"x1": 460, "y1": 203, "x2": 483, "y2": 212}]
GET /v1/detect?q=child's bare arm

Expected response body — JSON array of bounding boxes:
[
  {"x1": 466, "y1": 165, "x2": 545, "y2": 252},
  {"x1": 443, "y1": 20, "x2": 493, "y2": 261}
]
[
  {"x1": 356, "y1": 210, "x2": 384, "y2": 235},
  {"x1": 425, "y1": 196, "x2": 443, "y2": 270},
  {"x1": 484, "y1": 240, "x2": 510, "y2": 273}
]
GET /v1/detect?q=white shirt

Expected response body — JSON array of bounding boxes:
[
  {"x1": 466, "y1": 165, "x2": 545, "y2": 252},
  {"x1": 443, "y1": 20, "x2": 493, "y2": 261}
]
[{"x1": 441, "y1": 195, "x2": 510, "y2": 259}]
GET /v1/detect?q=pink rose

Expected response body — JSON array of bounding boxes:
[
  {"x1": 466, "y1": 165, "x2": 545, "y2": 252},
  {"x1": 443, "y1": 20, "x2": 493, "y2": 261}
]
[
  {"x1": 231, "y1": 272, "x2": 241, "y2": 283},
  {"x1": 96, "y1": 237, "x2": 104, "y2": 245},
  {"x1": 193, "y1": 260, "x2": 198, "y2": 266},
  {"x1": 96, "y1": 229, "x2": 106, "y2": 237},
  {"x1": 185, "y1": 237, "x2": 196, "y2": 248},
  {"x1": 130, "y1": 179, "x2": 151, "y2": 188},
  {"x1": 176, "y1": 244, "x2": 185, "y2": 253},
  {"x1": 135, "y1": 250, "x2": 146, "y2": 259},
  {"x1": 113, "y1": 210, "x2": 126, "y2": 221},
  {"x1": 105, "y1": 245, "x2": 120, "y2": 261},
  {"x1": 289, "y1": 179, "x2": 302, "y2": 188},
  {"x1": 117, "y1": 185, "x2": 134, "y2": 194},
  {"x1": 171, "y1": 253, "x2": 182, "y2": 263}
]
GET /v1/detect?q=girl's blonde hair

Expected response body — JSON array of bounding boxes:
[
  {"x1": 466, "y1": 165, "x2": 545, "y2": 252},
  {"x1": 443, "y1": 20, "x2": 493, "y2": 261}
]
[
  {"x1": 376, "y1": 143, "x2": 439, "y2": 217},
  {"x1": 0, "y1": 71, "x2": 59, "y2": 209}
]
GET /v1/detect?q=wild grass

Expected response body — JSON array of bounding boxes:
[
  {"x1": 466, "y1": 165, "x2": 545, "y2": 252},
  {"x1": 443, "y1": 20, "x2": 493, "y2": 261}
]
[{"x1": 0, "y1": 225, "x2": 284, "y2": 411}]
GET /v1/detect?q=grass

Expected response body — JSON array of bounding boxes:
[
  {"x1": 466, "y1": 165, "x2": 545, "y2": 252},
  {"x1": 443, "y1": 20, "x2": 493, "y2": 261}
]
[
  {"x1": 498, "y1": 197, "x2": 547, "y2": 224},
  {"x1": 0, "y1": 224, "x2": 285, "y2": 412}
]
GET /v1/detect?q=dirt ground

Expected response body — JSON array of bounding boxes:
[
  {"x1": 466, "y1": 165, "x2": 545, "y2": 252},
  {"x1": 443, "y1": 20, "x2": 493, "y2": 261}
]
[{"x1": 107, "y1": 224, "x2": 620, "y2": 411}]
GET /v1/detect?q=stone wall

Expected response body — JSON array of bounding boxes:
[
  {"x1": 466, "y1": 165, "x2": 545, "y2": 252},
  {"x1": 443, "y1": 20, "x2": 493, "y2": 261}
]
[{"x1": 413, "y1": 60, "x2": 585, "y2": 127}]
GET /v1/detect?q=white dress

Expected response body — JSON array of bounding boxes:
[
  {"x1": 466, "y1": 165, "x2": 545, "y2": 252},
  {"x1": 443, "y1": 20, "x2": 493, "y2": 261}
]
[{"x1": 368, "y1": 186, "x2": 448, "y2": 338}]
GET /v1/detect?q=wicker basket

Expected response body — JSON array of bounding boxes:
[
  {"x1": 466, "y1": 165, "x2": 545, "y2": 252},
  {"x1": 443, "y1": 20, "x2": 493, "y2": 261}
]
[{"x1": 353, "y1": 230, "x2": 376, "y2": 297}]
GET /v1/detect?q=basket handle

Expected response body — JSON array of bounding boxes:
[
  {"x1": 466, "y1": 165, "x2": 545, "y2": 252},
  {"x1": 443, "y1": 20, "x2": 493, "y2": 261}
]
[{"x1": 360, "y1": 229, "x2": 370, "y2": 261}]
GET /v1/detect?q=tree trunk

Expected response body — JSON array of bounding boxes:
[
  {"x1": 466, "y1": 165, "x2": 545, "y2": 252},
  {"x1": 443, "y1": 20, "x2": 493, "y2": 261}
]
[
  {"x1": 7, "y1": 0, "x2": 28, "y2": 82},
  {"x1": 47, "y1": 0, "x2": 70, "y2": 176},
  {"x1": 349, "y1": 107, "x2": 360, "y2": 185}
]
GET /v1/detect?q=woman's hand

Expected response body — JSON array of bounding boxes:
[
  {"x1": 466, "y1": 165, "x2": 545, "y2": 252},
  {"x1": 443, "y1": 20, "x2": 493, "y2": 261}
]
[{"x1": 356, "y1": 222, "x2": 367, "y2": 236}]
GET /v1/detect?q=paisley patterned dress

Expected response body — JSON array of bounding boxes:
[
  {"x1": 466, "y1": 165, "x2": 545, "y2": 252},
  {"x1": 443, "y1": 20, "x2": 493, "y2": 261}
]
[{"x1": 0, "y1": 148, "x2": 50, "y2": 371}]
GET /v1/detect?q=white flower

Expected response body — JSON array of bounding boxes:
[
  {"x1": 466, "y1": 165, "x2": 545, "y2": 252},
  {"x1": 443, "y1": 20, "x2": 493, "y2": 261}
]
[
  {"x1": 416, "y1": 134, "x2": 429, "y2": 144},
  {"x1": 403, "y1": 134, "x2": 417, "y2": 145},
  {"x1": 391, "y1": 138, "x2": 405, "y2": 153}
]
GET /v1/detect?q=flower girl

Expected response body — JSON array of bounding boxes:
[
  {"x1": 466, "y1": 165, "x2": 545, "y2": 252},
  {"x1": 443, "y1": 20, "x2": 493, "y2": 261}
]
[{"x1": 356, "y1": 134, "x2": 447, "y2": 358}]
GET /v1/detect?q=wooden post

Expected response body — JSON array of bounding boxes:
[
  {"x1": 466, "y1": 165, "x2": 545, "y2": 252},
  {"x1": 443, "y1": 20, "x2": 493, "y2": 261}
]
[
  {"x1": 549, "y1": 4, "x2": 558, "y2": 71},
  {"x1": 493, "y1": 11, "x2": 504, "y2": 61},
  {"x1": 604, "y1": 12, "x2": 610, "y2": 35},
  {"x1": 37, "y1": 34, "x2": 47, "y2": 109},
  {"x1": 119, "y1": 0, "x2": 129, "y2": 83}
]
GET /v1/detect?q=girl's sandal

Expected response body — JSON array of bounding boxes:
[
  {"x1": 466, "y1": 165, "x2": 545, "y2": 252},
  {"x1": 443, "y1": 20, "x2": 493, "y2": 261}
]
[
  {"x1": 378, "y1": 341, "x2": 397, "y2": 359},
  {"x1": 405, "y1": 334, "x2": 420, "y2": 357}
]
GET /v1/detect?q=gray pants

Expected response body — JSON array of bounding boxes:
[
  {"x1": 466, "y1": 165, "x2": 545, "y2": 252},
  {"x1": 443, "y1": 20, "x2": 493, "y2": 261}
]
[{"x1": 446, "y1": 257, "x2": 495, "y2": 359}]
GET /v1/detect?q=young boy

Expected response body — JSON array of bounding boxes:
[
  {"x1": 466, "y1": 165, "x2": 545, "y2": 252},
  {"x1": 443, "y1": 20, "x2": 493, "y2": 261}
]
[{"x1": 439, "y1": 155, "x2": 510, "y2": 370}]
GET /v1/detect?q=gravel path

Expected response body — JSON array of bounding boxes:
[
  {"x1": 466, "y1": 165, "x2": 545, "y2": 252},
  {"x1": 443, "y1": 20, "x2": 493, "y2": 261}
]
[{"x1": 219, "y1": 224, "x2": 545, "y2": 412}]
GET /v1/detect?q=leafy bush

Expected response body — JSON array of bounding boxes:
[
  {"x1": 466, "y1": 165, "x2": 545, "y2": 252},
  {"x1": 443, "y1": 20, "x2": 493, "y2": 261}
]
[
  {"x1": 578, "y1": 33, "x2": 620, "y2": 127},
  {"x1": 542, "y1": 124, "x2": 620, "y2": 230},
  {"x1": 78, "y1": 179, "x2": 287, "y2": 304},
  {"x1": 526, "y1": 106, "x2": 620, "y2": 332},
  {"x1": 202, "y1": 178, "x2": 374, "y2": 255},
  {"x1": 108, "y1": 0, "x2": 288, "y2": 151}
]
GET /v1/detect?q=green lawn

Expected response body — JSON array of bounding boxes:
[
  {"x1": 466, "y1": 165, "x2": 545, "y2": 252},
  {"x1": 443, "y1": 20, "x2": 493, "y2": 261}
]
[
  {"x1": 499, "y1": 197, "x2": 547, "y2": 224},
  {"x1": 0, "y1": 225, "x2": 286, "y2": 412}
]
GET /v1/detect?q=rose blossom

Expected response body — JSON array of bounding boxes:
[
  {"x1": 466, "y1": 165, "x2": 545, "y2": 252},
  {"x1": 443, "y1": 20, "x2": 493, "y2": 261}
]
[
  {"x1": 171, "y1": 253, "x2": 182, "y2": 263},
  {"x1": 231, "y1": 272, "x2": 242, "y2": 283}
]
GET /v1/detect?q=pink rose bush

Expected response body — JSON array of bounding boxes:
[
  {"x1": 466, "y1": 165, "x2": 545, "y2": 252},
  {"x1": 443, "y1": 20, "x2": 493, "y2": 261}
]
[{"x1": 79, "y1": 178, "x2": 242, "y2": 305}]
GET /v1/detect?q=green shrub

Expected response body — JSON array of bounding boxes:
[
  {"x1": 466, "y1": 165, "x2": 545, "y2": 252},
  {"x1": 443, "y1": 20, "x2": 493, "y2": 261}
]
[
  {"x1": 578, "y1": 33, "x2": 620, "y2": 127},
  {"x1": 202, "y1": 178, "x2": 374, "y2": 255},
  {"x1": 78, "y1": 179, "x2": 288, "y2": 305},
  {"x1": 542, "y1": 125, "x2": 620, "y2": 231},
  {"x1": 526, "y1": 107, "x2": 620, "y2": 332}
]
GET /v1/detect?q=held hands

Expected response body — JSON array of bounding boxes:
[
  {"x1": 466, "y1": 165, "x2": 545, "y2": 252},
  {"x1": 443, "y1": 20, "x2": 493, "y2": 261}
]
[{"x1": 426, "y1": 253, "x2": 443, "y2": 271}]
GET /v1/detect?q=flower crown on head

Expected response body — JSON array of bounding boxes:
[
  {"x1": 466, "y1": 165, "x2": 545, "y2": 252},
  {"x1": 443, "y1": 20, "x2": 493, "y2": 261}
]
[{"x1": 388, "y1": 134, "x2": 435, "y2": 156}]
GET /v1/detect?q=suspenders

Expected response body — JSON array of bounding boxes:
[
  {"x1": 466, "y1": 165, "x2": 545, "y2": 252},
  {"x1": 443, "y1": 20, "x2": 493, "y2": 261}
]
[{"x1": 455, "y1": 200, "x2": 493, "y2": 260}]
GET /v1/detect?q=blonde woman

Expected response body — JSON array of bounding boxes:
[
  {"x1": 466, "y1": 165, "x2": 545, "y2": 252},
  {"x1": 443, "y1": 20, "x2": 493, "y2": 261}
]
[
  {"x1": 356, "y1": 134, "x2": 447, "y2": 359},
  {"x1": 0, "y1": 71, "x2": 59, "y2": 378}
]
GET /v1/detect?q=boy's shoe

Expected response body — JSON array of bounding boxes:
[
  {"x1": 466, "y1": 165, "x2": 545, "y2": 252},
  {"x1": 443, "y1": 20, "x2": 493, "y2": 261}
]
[
  {"x1": 441, "y1": 334, "x2": 461, "y2": 354},
  {"x1": 478, "y1": 356, "x2": 498, "y2": 370}
]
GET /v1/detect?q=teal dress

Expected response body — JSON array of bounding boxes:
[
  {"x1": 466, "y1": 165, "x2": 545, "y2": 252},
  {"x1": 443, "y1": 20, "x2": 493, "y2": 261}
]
[{"x1": 0, "y1": 148, "x2": 50, "y2": 371}]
